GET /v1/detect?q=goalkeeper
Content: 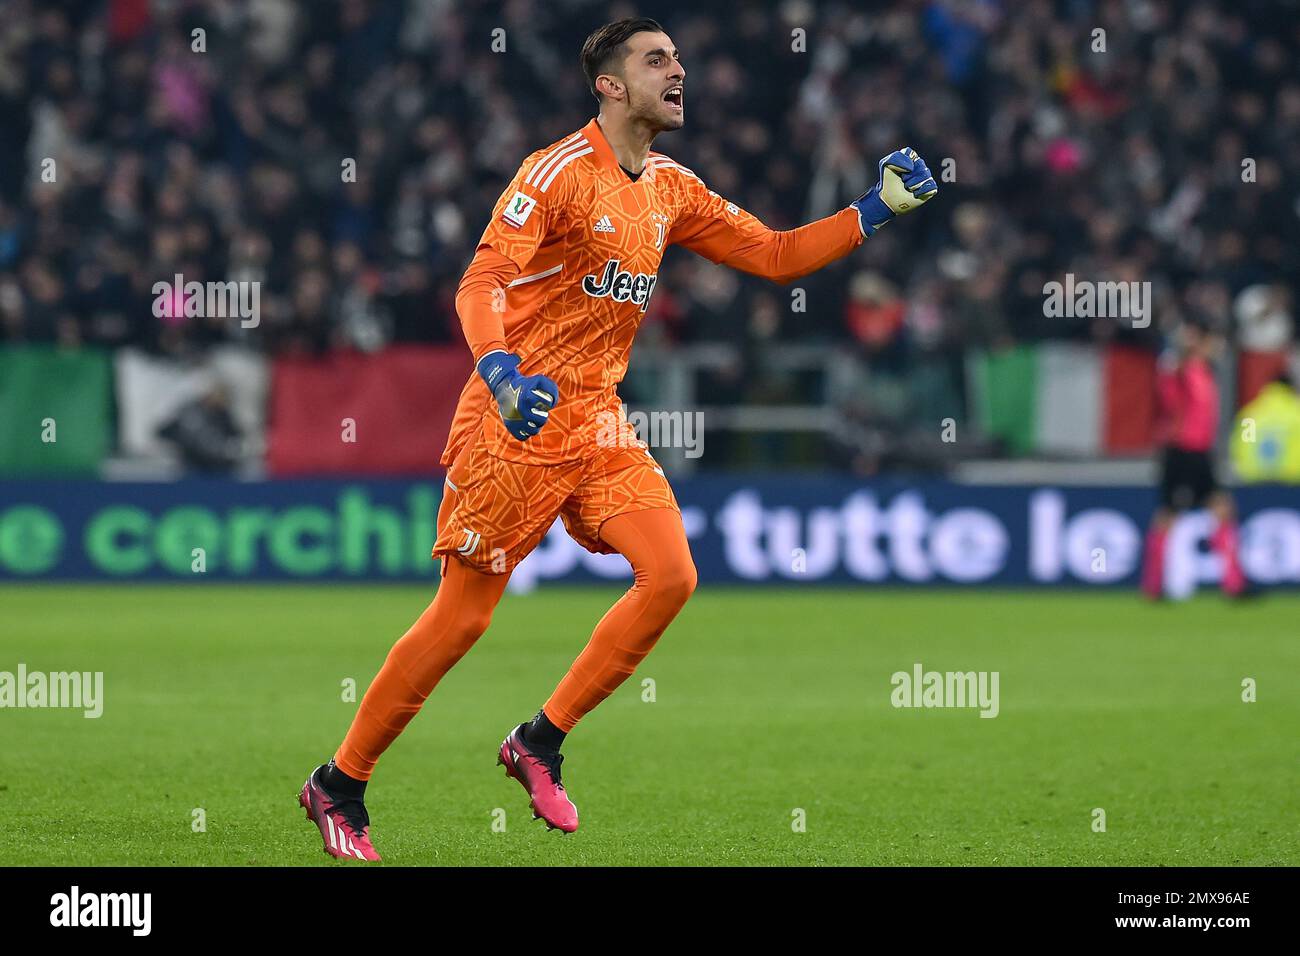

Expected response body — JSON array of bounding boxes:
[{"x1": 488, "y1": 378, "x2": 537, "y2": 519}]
[{"x1": 298, "y1": 16, "x2": 937, "y2": 859}]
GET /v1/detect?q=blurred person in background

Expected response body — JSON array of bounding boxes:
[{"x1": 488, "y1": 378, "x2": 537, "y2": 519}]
[
  {"x1": 1231, "y1": 371, "x2": 1300, "y2": 484},
  {"x1": 156, "y1": 382, "x2": 244, "y2": 473},
  {"x1": 1140, "y1": 319, "x2": 1249, "y2": 600}
]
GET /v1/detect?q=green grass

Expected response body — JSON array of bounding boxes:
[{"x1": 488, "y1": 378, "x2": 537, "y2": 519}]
[{"x1": 2, "y1": 585, "x2": 1297, "y2": 866}]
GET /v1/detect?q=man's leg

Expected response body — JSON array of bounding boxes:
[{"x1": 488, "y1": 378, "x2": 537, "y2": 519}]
[
  {"x1": 301, "y1": 431, "x2": 577, "y2": 855},
  {"x1": 1143, "y1": 447, "x2": 1178, "y2": 600},
  {"x1": 542, "y1": 506, "x2": 696, "y2": 731},
  {"x1": 1141, "y1": 508, "x2": 1172, "y2": 599},
  {"x1": 332, "y1": 556, "x2": 511, "y2": 780},
  {"x1": 299, "y1": 554, "x2": 509, "y2": 859},
  {"x1": 336, "y1": 438, "x2": 571, "y2": 779},
  {"x1": 1208, "y1": 491, "x2": 1246, "y2": 596},
  {"x1": 494, "y1": 506, "x2": 695, "y2": 833}
]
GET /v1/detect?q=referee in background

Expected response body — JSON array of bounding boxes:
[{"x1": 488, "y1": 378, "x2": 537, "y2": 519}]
[{"x1": 1140, "y1": 318, "x2": 1251, "y2": 600}]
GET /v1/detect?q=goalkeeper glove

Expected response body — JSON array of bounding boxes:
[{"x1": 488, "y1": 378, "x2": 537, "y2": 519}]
[
  {"x1": 852, "y1": 147, "x2": 939, "y2": 237},
  {"x1": 476, "y1": 350, "x2": 559, "y2": 441}
]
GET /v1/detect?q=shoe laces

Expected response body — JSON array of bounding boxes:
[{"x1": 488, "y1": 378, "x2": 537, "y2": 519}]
[
  {"x1": 330, "y1": 795, "x2": 370, "y2": 836},
  {"x1": 530, "y1": 748, "x2": 565, "y2": 790},
  {"x1": 313, "y1": 764, "x2": 370, "y2": 835}
]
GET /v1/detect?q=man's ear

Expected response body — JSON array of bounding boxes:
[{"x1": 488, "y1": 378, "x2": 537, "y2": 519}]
[{"x1": 596, "y1": 74, "x2": 624, "y2": 102}]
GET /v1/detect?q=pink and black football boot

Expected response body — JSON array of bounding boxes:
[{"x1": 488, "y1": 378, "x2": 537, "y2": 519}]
[
  {"x1": 497, "y1": 724, "x2": 579, "y2": 833},
  {"x1": 298, "y1": 763, "x2": 382, "y2": 861}
]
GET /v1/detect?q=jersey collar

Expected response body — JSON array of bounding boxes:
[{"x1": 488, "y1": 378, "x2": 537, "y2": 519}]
[
  {"x1": 584, "y1": 117, "x2": 621, "y2": 174},
  {"x1": 585, "y1": 117, "x2": 655, "y2": 182}
]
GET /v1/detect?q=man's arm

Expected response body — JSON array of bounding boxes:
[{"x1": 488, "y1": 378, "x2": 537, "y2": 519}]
[
  {"x1": 667, "y1": 180, "x2": 863, "y2": 285},
  {"x1": 670, "y1": 202, "x2": 863, "y2": 286},
  {"x1": 460, "y1": 138, "x2": 582, "y2": 339},
  {"x1": 454, "y1": 247, "x2": 558, "y2": 440},
  {"x1": 1154, "y1": 348, "x2": 1190, "y2": 445},
  {"x1": 1155, "y1": 349, "x2": 1185, "y2": 415},
  {"x1": 454, "y1": 153, "x2": 578, "y2": 440},
  {"x1": 667, "y1": 147, "x2": 938, "y2": 284},
  {"x1": 454, "y1": 246, "x2": 518, "y2": 362}
]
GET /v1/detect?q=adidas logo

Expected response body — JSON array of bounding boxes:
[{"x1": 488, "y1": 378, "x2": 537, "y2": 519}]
[{"x1": 593, "y1": 215, "x2": 616, "y2": 234}]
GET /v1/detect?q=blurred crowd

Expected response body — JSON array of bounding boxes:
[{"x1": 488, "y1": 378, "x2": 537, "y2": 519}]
[{"x1": 1, "y1": 0, "x2": 1297, "y2": 450}]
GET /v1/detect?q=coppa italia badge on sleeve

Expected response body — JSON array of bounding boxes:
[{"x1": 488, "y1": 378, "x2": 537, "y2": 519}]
[{"x1": 501, "y1": 191, "x2": 537, "y2": 228}]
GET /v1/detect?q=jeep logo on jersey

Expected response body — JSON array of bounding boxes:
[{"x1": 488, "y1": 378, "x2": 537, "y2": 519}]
[{"x1": 582, "y1": 259, "x2": 658, "y2": 313}]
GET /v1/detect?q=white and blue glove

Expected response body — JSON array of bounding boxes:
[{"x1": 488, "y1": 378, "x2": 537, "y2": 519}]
[
  {"x1": 852, "y1": 147, "x2": 939, "y2": 237},
  {"x1": 476, "y1": 350, "x2": 559, "y2": 441}
]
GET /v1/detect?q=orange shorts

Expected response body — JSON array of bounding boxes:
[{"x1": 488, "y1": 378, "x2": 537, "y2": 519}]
[{"x1": 432, "y1": 427, "x2": 679, "y2": 575}]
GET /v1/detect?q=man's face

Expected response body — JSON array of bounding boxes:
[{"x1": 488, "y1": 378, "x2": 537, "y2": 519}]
[
  {"x1": 612, "y1": 31, "x2": 685, "y2": 130},
  {"x1": 1182, "y1": 325, "x2": 1218, "y2": 359}
]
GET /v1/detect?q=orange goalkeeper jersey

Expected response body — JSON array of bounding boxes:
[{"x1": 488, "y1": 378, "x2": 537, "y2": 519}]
[{"x1": 443, "y1": 117, "x2": 864, "y2": 467}]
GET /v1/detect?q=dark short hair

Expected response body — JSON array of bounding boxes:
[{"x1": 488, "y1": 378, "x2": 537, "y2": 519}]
[{"x1": 580, "y1": 17, "x2": 665, "y2": 102}]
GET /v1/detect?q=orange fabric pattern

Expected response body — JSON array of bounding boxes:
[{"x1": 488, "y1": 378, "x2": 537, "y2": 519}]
[{"x1": 432, "y1": 419, "x2": 679, "y2": 574}]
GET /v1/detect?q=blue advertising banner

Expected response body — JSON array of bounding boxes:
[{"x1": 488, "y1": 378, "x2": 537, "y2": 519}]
[{"x1": 1, "y1": 478, "x2": 1298, "y2": 591}]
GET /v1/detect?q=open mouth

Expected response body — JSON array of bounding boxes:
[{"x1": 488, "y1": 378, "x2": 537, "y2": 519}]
[{"x1": 662, "y1": 86, "x2": 683, "y2": 110}]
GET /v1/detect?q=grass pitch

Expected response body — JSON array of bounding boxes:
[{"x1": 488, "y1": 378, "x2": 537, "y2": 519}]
[{"x1": 3, "y1": 584, "x2": 1296, "y2": 866}]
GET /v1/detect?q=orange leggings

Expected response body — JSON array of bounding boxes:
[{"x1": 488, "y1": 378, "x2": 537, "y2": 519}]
[{"x1": 334, "y1": 507, "x2": 696, "y2": 780}]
